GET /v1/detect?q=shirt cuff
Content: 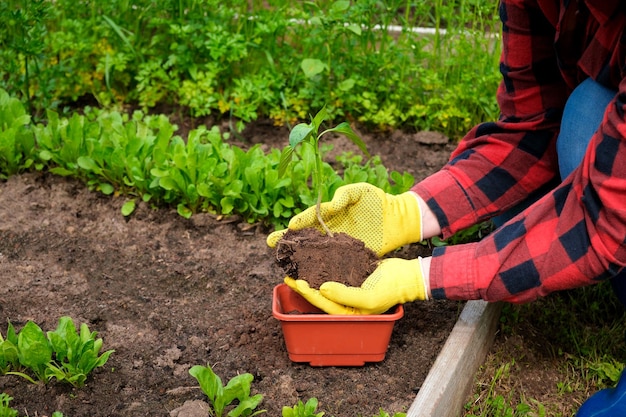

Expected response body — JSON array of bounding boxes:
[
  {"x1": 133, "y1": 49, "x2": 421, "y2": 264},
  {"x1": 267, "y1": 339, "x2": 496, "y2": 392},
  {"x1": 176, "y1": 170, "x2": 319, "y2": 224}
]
[
  {"x1": 411, "y1": 169, "x2": 480, "y2": 239},
  {"x1": 429, "y1": 244, "x2": 481, "y2": 300}
]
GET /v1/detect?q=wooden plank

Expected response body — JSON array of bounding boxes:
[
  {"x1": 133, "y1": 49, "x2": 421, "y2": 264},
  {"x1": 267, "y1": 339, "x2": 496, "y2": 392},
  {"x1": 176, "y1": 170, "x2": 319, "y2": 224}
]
[{"x1": 407, "y1": 300, "x2": 503, "y2": 417}]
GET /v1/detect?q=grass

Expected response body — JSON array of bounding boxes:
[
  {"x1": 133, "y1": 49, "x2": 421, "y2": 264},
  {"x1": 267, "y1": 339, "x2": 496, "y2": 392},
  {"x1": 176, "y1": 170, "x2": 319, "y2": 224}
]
[{"x1": 465, "y1": 281, "x2": 626, "y2": 416}]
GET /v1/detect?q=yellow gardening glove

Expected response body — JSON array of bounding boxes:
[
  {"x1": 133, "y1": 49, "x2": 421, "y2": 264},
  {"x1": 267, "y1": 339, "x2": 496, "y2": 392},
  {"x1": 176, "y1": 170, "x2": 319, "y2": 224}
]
[
  {"x1": 267, "y1": 183, "x2": 422, "y2": 257},
  {"x1": 285, "y1": 257, "x2": 428, "y2": 315}
]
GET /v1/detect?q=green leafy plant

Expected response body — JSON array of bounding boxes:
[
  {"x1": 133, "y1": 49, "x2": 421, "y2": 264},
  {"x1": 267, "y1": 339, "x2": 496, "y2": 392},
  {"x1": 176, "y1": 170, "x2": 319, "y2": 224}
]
[
  {"x1": 278, "y1": 106, "x2": 369, "y2": 236},
  {"x1": 189, "y1": 363, "x2": 266, "y2": 417},
  {"x1": 45, "y1": 316, "x2": 115, "y2": 388},
  {"x1": 0, "y1": 393, "x2": 18, "y2": 417},
  {"x1": 1, "y1": 317, "x2": 113, "y2": 387},
  {"x1": 0, "y1": 87, "x2": 415, "y2": 227},
  {"x1": 282, "y1": 398, "x2": 324, "y2": 417},
  {"x1": 14, "y1": 321, "x2": 53, "y2": 383},
  {"x1": 368, "y1": 411, "x2": 406, "y2": 417},
  {"x1": 0, "y1": 88, "x2": 35, "y2": 178},
  {"x1": 0, "y1": 322, "x2": 19, "y2": 375}
]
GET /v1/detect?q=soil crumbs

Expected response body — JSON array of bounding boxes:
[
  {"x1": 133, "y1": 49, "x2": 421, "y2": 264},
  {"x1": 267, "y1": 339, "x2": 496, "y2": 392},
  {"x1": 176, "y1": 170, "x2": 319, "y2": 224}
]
[{"x1": 0, "y1": 127, "x2": 462, "y2": 417}]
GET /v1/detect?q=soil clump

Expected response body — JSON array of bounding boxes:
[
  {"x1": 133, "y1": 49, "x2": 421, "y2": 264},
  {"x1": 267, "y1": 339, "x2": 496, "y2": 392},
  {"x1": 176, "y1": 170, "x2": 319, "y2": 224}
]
[{"x1": 274, "y1": 228, "x2": 378, "y2": 289}]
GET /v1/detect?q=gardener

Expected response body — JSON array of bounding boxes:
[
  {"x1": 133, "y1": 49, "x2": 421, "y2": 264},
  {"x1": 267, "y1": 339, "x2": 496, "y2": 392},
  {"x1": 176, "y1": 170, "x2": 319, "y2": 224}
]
[{"x1": 268, "y1": 0, "x2": 626, "y2": 414}]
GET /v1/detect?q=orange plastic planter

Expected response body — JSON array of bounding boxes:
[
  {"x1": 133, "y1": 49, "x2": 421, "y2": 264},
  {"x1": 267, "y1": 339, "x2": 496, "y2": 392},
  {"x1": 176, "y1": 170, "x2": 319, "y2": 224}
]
[{"x1": 272, "y1": 284, "x2": 404, "y2": 366}]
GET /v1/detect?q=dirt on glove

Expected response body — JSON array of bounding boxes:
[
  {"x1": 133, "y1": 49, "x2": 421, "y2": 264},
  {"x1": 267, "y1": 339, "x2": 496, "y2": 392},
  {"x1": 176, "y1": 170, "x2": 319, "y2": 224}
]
[{"x1": 274, "y1": 228, "x2": 379, "y2": 288}]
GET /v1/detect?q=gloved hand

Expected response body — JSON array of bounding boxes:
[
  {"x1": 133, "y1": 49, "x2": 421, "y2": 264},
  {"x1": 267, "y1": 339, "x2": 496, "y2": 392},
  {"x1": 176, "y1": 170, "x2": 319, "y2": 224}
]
[
  {"x1": 285, "y1": 257, "x2": 428, "y2": 315},
  {"x1": 267, "y1": 183, "x2": 422, "y2": 257}
]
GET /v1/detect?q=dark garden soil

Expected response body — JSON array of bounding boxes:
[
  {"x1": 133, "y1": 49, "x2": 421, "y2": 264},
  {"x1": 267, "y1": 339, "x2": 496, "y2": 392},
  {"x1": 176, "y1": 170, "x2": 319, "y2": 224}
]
[{"x1": 0, "y1": 120, "x2": 582, "y2": 416}]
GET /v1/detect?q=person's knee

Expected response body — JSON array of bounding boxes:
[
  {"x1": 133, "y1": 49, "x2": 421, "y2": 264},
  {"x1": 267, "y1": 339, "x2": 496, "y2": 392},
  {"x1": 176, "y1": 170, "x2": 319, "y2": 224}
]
[{"x1": 556, "y1": 78, "x2": 616, "y2": 179}]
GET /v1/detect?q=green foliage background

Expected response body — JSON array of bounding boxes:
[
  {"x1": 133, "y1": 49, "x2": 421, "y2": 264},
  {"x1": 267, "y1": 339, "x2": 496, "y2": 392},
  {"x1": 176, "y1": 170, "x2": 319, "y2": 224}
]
[{"x1": 0, "y1": 0, "x2": 501, "y2": 137}]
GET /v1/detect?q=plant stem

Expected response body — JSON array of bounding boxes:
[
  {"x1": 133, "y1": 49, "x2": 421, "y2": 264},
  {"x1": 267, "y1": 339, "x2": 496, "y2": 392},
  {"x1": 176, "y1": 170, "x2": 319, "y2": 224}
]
[
  {"x1": 315, "y1": 188, "x2": 333, "y2": 238},
  {"x1": 313, "y1": 136, "x2": 333, "y2": 237}
]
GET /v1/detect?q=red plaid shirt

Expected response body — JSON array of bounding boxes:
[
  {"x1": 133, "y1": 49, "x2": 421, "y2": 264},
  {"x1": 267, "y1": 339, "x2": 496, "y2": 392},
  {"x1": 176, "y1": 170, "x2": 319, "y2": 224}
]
[{"x1": 412, "y1": 0, "x2": 626, "y2": 302}]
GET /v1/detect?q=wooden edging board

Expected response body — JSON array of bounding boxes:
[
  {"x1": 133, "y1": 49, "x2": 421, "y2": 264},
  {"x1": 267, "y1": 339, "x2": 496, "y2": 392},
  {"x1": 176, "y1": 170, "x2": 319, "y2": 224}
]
[{"x1": 407, "y1": 300, "x2": 503, "y2": 417}]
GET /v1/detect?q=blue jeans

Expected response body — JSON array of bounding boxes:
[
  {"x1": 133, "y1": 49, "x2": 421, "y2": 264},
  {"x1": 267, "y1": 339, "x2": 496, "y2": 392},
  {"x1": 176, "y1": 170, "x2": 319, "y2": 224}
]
[{"x1": 493, "y1": 78, "x2": 626, "y2": 305}]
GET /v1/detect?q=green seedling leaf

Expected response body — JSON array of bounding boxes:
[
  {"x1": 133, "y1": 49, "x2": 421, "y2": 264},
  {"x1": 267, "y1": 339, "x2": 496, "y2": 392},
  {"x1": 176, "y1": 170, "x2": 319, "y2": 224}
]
[
  {"x1": 190, "y1": 364, "x2": 265, "y2": 417},
  {"x1": 190, "y1": 364, "x2": 226, "y2": 415},
  {"x1": 311, "y1": 106, "x2": 328, "y2": 131},
  {"x1": 121, "y1": 200, "x2": 136, "y2": 216},
  {"x1": 289, "y1": 123, "x2": 315, "y2": 148},
  {"x1": 229, "y1": 393, "x2": 265, "y2": 417},
  {"x1": 17, "y1": 321, "x2": 52, "y2": 382},
  {"x1": 300, "y1": 59, "x2": 326, "y2": 78},
  {"x1": 77, "y1": 156, "x2": 100, "y2": 173},
  {"x1": 0, "y1": 393, "x2": 18, "y2": 417},
  {"x1": 282, "y1": 398, "x2": 324, "y2": 417},
  {"x1": 324, "y1": 122, "x2": 369, "y2": 157},
  {"x1": 177, "y1": 203, "x2": 192, "y2": 219},
  {"x1": 345, "y1": 23, "x2": 362, "y2": 36},
  {"x1": 338, "y1": 78, "x2": 355, "y2": 92},
  {"x1": 330, "y1": 0, "x2": 350, "y2": 13},
  {"x1": 99, "y1": 183, "x2": 114, "y2": 195},
  {"x1": 0, "y1": 340, "x2": 18, "y2": 374}
]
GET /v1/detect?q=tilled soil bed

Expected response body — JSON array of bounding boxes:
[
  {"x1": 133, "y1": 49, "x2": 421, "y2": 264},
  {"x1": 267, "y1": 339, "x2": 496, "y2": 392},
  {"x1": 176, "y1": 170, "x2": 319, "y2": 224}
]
[{"x1": 0, "y1": 124, "x2": 463, "y2": 417}]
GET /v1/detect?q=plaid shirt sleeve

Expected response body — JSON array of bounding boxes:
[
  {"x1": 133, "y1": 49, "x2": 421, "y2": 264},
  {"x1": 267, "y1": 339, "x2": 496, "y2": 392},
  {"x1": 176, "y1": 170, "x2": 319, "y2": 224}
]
[{"x1": 411, "y1": 0, "x2": 626, "y2": 302}]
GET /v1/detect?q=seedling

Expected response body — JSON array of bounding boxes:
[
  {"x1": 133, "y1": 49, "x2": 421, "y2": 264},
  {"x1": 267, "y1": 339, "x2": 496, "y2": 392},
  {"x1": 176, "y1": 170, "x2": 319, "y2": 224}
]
[
  {"x1": 14, "y1": 321, "x2": 52, "y2": 383},
  {"x1": 45, "y1": 316, "x2": 115, "y2": 388},
  {"x1": 189, "y1": 363, "x2": 266, "y2": 417},
  {"x1": 0, "y1": 393, "x2": 18, "y2": 417},
  {"x1": 282, "y1": 398, "x2": 324, "y2": 417},
  {"x1": 0, "y1": 317, "x2": 113, "y2": 387},
  {"x1": 278, "y1": 106, "x2": 369, "y2": 236},
  {"x1": 0, "y1": 322, "x2": 19, "y2": 375},
  {"x1": 369, "y1": 411, "x2": 406, "y2": 417}
]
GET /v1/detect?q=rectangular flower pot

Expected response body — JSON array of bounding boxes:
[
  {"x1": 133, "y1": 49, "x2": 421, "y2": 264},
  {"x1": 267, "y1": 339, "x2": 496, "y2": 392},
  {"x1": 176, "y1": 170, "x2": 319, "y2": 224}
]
[{"x1": 272, "y1": 283, "x2": 404, "y2": 366}]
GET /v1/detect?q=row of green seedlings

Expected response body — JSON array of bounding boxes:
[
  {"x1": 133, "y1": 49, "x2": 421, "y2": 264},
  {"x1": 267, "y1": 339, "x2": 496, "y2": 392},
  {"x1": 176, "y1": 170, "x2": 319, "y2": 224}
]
[
  {"x1": 0, "y1": 88, "x2": 414, "y2": 228},
  {"x1": 188, "y1": 363, "x2": 407, "y2": 417}
]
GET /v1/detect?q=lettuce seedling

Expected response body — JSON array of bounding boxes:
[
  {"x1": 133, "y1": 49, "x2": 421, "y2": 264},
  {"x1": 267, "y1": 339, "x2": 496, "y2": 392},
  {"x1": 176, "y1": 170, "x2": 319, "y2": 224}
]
[
  {"x1": 282, "y1": 398, "x2": 324, "y2": 417},
  {"x1": 189, "y1": 363, "x2": 266, "y2": 417},
  {"x1": 0, "y1": 393, "x2": 18, "y2": 417},
  {"x1": 45, "y1": 316, "x2": 115, "y2": 388},
  {"x1": 0, "y1": 322, "x2": 19, "y2": 375},
  {"x1": 278, "y1": 106, "x2": 368, "y2": 236},
  {"x1": 15, "y1": 321, "x2": 52, "y2": 383}
]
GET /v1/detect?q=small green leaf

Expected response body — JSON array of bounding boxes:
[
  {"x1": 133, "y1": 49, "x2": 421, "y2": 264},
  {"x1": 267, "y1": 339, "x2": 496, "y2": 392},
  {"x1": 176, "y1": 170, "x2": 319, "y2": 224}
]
[
  {"x1": 99, "y1": 183, "x2": 114, "y2": 195},
  {"x1": 38, "y1": 150, "x2": 53, "y2": 161},
  {"x1": 345, "y1": 23, "x2": 362, "y2": 36},
  {"x1": 311, "y1": 106, "x2": 328, "y2": 132},
  {"x1": 177, "y1": 203, "x2": 192, "y2": 219},
  {"x1": 338, "y1": 78, "x2": 355, "y2": 92},
  {"x1": 277, "y1": 146, "x2": 295, "y2": 178},
  {"x1": 121, "y1": 200, "x2": 136, "y2": 216},
  {"x1": 330, "y1": 0, "x2": 350, "y2": 13},
  {"x1": 289, "y1": 123, "x2": 315, "y2": 147},
  {"x1": 300, "y1": 58, "x2": 326, "y2": 78},
  {"x1": 325, "y1": 122, "x2": 370, "y2": 157},
  {"x1": 77, "y1": 156, "x2": 97, "y2": 171}
]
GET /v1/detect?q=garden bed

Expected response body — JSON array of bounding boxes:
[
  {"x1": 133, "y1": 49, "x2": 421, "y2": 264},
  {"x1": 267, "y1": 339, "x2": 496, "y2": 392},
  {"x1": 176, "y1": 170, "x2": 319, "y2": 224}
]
[{"x1": 0, "y1": 124, "x2": 465, "y2": 416}]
